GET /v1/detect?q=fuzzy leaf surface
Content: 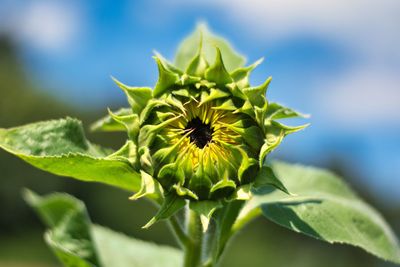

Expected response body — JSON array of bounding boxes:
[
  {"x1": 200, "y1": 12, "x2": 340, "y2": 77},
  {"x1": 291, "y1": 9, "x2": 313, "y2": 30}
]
[
  {"x1": 248, "y1": 161, "x2": 400, "y2": 264},
  {"x1": 25, "y1": 190, "x2": 183, "y2": 267},
  {"x1": 0, "y1": 118, "x2": 140, "y2": 192},
  {"x1": 24, "y1": 190, "x2": 100, "y2": 267}
]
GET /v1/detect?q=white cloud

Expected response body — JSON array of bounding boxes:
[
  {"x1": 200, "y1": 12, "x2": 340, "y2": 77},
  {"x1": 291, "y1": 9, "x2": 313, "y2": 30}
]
[
  {"x1": 313, "y1": 67, "x2": 400, "y2": 127},
  {"x1": 170, "y1": 0, "x2": 400, "y2": 62},
  {"x1": 1, "y1": 1, "x2": 82, "y2": 53}
]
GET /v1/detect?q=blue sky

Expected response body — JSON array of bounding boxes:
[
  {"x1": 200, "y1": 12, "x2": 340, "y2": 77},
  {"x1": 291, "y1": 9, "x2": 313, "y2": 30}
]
[{"x1": 1, "y1": 0, "x2": 399, "y2": 203}]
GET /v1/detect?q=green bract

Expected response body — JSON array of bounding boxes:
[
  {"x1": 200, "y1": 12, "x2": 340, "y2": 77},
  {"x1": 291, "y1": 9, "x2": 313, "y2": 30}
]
[{"x1": 91, "y1": 25, "x2": 307, "y2": 227}]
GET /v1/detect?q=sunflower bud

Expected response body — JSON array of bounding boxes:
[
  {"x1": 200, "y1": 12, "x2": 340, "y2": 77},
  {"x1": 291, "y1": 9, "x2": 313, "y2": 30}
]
[{"x1": 96, "y1": 24, "x2": 308, "y2": 228}]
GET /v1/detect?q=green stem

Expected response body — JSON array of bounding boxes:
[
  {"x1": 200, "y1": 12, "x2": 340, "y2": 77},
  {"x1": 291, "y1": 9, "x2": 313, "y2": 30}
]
[
  {"x1": 168, "y1": 216, "x2": 190, "y2": 248},
  {"x1": 202, "y1": 218, "x2": 219, "y2": 266},
  {"x1": 216, "y1": 201, "x2": 244, "y2": 258},
  {"x1": 175, "y1": 201, "x2": 246, "y2": 267},
  {"x1": 183, "y1": 209, "x2": 203, "y2": 267}
]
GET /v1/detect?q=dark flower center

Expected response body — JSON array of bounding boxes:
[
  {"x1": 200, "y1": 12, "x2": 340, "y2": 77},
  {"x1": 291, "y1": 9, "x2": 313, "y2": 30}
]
[{"x1": 185, "y1": 117, "x2": 213, "y2": 148}]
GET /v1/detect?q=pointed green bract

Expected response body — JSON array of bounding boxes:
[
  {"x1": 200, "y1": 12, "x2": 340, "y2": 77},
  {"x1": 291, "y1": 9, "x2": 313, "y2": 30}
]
[
  {"x1": 108, "y1": 140, "x2": 138, "y2": 166},
  {"x1": 154, "y1": 51, "x2": 184, "y2": 75},
  {"x1": 231, "y1": 58, "x2": 264, "y2": 89},
  {"x1": 143, "y1": 193, "x2": 186, "y2": 229},
  {"x1": 252, "y1": 165, "x2": 292, "y2": 195},
  {"x1": 199, "y1": 88, "x2": 229, "y2": 105},
  {"x1": 112, "y1": 77, "x2": 153, "y2": 114},
  {"x1": 90, "y1": 107, "x2": 132, "y2": 132},
  {"x1": 205, "y1": 48, "x2": 232, "y2": 85},
  {"x1": 174, "y1": 23, "x2": 246, "y2": 72},
  {"x1": 265, "y1": 102, "x2": 309, "y2": 120},
  {"x1": 186, "y1": 39, "x2": 209, "y2": 77},
  {"x1": 107, "y1": 108, "x2": 140, "y2": 140},
  {"x1": 186, "y1": 53, "x2": 209, "y2": 77},
  {"x1": 259, "y1": 121, "x2": 309, "y2": 165},
  {"x1": 130, "y1": 171, "x2": 163, "y2": 201},
  {"x1": 242, "y1": 77, "x2": 271, "y2": 108},
  {"x1": 190, "y1": 200, "x2": 222, "y2": 231},
  {"x1": 153, "y1": 56, "x2": 180, "y2": 97},
  {"x1": 173, "y1": 183, "x2": 199, "y2": 200}
]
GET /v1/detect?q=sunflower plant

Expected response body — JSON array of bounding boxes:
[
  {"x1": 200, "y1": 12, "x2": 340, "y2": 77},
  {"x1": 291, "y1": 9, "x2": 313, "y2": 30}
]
[{"x1": 1, "y1": 25, "x2": 400, "y2": 267}]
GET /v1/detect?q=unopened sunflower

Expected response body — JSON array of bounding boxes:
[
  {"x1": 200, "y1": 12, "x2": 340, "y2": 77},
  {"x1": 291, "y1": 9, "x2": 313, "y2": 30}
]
[{"x1": 92, "y1": 25, "x2": 308, "y2": 228}]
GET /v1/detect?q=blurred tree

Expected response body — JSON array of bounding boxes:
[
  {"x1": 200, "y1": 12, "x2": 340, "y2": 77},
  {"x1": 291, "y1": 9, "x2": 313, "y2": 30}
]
[
  {"x1": 0, "y1": 36, "x2": 74, "y2": 231},
  {"x1": 0, "y1": 37, "x2": 76, "y2": 126}
]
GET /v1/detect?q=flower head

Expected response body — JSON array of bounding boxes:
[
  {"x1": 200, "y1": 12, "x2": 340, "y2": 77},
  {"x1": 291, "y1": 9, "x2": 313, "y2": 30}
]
[{"x1": 93, "y1": 24, "x2": 308, "y2": 228}]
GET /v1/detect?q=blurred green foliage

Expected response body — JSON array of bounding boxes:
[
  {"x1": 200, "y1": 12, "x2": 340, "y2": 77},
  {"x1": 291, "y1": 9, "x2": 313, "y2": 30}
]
[{"x1": 0, "y1": 36, "x2": 399, "y2": 267}]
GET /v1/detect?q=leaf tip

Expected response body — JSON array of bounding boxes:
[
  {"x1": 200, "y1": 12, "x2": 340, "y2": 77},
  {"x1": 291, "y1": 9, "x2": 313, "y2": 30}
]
[
  {"x1": 142, "y1": 217, "x2": 157, "y2": 229},
  {"x1": 21, "y1": 188, "x2": 39, "y2": 206},
  {"x1": 128, "y1": 193, "x2": 142, "y2": 201}
]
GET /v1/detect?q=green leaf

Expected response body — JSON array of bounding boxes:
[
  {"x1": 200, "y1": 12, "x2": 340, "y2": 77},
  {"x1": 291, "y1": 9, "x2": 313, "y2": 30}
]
[
  {"x1": 0, "y1": 118, "x2": 141, "y2": 192},
  {"x1": 90, "y1": 108, "x2": 132, "y2": 132},
  {"x1": 24, "y1": 189, "x2": 100, "y2": 266},
  {"x1": 25, "y1": 190, "x2": 183, "y2": 267},
  {"x1": 93, "y1": 225, "x2": 182, "y2": 267},
  {"x1": 250, "y1": 161, "x2": 400, "y2": 264},
  {"x1": 174, "y1": 23, "x2": 245, "y2": 72}
]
